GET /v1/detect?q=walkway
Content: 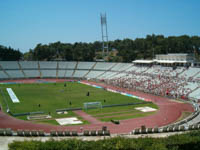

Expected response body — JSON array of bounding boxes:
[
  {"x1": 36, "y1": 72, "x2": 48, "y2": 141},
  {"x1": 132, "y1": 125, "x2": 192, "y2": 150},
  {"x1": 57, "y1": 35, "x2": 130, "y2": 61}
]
[{"x1": 73, "y1": 110, "x2": 102, "y2": 124}]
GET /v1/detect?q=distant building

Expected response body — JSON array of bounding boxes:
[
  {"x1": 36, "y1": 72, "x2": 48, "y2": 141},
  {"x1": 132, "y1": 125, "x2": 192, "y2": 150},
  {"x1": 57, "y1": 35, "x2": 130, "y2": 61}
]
[{"x1": 133, "y1": 53, "x2": 196, "y2": 66}]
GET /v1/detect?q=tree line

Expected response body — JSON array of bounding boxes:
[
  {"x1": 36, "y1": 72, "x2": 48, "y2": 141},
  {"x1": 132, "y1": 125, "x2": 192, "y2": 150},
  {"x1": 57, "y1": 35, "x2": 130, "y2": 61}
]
[
  {"x1": 23, "y1": 34, "x2": 200, "y2": 62},
  {"x1": 0, "y1": 45, "x2": 22, "y2": 61},
  {"x1": 1, "y1": 34, "x2": 200, "y2": 62}
]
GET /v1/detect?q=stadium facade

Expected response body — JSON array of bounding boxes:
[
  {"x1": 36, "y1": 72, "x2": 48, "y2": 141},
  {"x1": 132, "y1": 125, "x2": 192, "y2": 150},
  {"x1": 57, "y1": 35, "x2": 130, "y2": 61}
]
[{"x1": 133, "y1": 53, "x2": 196, "y2": 66}]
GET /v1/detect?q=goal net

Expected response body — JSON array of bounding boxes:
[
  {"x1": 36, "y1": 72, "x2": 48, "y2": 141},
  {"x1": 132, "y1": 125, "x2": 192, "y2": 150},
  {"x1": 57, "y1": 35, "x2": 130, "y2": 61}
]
[{"x1": 83, "y1": 102, "x2": 102, "y2": 110}]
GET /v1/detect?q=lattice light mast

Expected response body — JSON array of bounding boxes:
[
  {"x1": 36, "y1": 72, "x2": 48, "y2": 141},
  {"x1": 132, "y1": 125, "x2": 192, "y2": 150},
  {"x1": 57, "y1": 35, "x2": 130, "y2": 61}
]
[{"x1": 100, "y1": 13, "x2": 109, "y2": 57}]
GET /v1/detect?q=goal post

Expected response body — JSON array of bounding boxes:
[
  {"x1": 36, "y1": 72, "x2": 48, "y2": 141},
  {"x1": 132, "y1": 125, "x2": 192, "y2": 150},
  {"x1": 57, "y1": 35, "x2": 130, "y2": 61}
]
[{"x1": 83, "y1": 102, "x2": 102, "y2": 110}]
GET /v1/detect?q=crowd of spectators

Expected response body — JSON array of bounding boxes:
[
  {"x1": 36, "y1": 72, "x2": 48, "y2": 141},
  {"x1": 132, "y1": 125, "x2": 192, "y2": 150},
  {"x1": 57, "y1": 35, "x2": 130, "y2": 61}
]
[{"x1": 104, "y1": 65, "x2": 199, "y2": 100}]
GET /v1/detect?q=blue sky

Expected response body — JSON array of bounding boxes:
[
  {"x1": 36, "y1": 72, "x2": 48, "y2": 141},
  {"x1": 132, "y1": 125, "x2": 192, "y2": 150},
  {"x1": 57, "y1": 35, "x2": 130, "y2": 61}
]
[{"x1": 0, "y1": 0, "x2": 199, "y2": 53}]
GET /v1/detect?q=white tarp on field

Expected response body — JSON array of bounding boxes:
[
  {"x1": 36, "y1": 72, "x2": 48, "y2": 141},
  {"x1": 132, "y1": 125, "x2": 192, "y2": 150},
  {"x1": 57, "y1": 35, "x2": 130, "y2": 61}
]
[
  {"x1": 6, "y1": 88, "x2": 20, "y2": 103},
  {"x1": 56, "y1": 117, "x2": 82, "y2": 125},
  {"x1": 135, "y1": 106, "x2": 156, "y2": 112}
]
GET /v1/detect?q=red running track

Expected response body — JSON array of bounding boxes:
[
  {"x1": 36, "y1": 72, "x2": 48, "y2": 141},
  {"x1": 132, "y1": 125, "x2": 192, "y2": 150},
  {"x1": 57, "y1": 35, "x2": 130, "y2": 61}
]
[{"x1": 0, "y1": 79, "x2": 194, "y2": 134}]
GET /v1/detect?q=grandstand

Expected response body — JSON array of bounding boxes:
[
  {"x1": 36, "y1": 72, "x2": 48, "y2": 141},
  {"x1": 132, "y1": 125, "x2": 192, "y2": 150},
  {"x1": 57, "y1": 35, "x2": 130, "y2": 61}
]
[{"x1": 1, "y1": 61, "x2": 200, "y2": 101}]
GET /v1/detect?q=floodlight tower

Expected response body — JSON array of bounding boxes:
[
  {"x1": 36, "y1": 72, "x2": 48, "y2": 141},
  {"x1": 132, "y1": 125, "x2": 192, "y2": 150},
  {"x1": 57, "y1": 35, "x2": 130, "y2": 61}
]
[{"x1": 100, "y1": 13, "x2": 109, "y2": 57}]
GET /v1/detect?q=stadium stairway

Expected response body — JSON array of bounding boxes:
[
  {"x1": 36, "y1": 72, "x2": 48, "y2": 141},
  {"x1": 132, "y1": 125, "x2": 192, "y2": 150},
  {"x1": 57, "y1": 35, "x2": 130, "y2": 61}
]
[
  {"x1": 0, "y1": 64, "x2": 10, "y2": 79},
  {"x1": 71, "y1": 61, "x2": 78, "y2": 77},
  {"x1": 177, "y1": 68, "x2": 187, "y2": 76},
  {"x1": 62, "y1": 62, "x2": 68, "y2": 78},
  {"x1": 56, "y1": 62, "x2": 59, "y2": 78},
  {"x1": 141, "y1": 66, "x2": 151, "y2": 74},
  {"x1": 83, "y1": 62, "x2": 98, "y2": 78},
  {"x1": 187, "y1": 86, "x2": 200, "y2": 97},
  {"x1": 192, "y1": 70, "x2": 200, "y2": 78},
  {"x1": 95, "y1": 63, "x2": 117, "y2": 79},
  {"x1": 107, "y1": 64, "x2": 134, "y2": 79},
  {"x1": 38, "y1": 61, "x2": 42, "y2": 78},
  {"x1": 18, "y1": 61, "x2": 26, "y2": 78}
]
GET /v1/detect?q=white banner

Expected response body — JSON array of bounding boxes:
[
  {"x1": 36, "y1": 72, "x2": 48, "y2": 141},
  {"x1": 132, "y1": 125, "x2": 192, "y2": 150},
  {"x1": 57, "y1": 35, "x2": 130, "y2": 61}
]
[{"x1": 6, "y1": 88, "x2": 20, "y2": 103}]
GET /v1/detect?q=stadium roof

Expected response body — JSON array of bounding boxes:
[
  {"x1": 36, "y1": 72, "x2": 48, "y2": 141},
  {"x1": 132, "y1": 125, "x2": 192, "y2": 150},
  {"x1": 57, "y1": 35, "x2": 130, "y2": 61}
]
[
  {"x1": 132, "y1": 60, "x2": 154, "y2": 63},
  {"x1": 132, "y1": 59, "x2": 189, "y2": 64},
  {"x1": 156, "y1": 60, "x2": 188, "y2": 63}
]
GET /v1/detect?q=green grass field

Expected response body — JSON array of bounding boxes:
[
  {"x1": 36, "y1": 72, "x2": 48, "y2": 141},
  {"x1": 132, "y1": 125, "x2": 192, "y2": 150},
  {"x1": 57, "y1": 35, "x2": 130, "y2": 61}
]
[{"x1": 0, "y1": 82, "x2": 158, "y2": 125}]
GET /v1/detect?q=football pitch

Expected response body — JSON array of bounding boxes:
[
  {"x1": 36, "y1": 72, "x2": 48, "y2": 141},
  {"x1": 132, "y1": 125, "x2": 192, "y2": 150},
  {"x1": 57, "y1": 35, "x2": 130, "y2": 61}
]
[{"x1": 0, "y1": 82, "x2": 158, "y2": 125}]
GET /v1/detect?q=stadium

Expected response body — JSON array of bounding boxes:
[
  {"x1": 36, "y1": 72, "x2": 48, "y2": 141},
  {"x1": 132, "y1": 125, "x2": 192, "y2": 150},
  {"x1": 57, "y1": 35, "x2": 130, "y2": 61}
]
[{"x1": 1, "y1": 54, "x2": 200, "y2": 137}]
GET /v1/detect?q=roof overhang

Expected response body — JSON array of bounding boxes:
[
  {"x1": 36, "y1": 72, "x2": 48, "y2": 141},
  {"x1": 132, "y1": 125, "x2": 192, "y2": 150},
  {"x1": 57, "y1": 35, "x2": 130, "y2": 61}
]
[
  {"x1": 156, "y1": 60, "x2": 189, "y2": 63},
  {"x1": 156, "y1": 60, "x2": 176, "y2": 63},
  {"x1": 132, "y1": 60, "x2": 154, "y2": 63}
]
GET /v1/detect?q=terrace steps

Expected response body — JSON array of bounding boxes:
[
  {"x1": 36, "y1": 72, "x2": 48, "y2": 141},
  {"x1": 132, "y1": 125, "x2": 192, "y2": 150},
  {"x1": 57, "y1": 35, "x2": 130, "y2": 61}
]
[
  {"x1": 187, "y1": 86, "x2": 200, "y2": 97},
  {"x1": 0, "y1": 64, "x2": 10, "y2": 79},
  {"x1": 83, "y1": 62, "x2": 98, "y2": 78},
  {"x1": 56, "y1": 62, "x2": 59, "y2": 78},
  {"x1": 38, "y1": 62, "x2": 42, "y2": 78},
  {"x1": 192, "y1": 70, "x2": 200, "y2": 78},
  {"x1": 72, "y1": 62, "x2": 78, "y2": 77},
  {"x1": 63, "y1": 62, "x2": 68, "y2": 78},
  {"x1": 177, "y1": 68, "x2": 186, "y2": 76},
  {"x1": 18, "y1": 61, "x2": 26, "y2": 78},
  {"x1": 96, "y1": 63, "x2": 117, "y2": 79},
  {"x1": 107, "y1": 64, "x2": 134, "y2": 79}
]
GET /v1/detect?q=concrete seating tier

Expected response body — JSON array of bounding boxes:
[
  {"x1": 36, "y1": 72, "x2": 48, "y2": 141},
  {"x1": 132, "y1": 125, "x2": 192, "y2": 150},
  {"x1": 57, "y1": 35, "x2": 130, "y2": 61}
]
[
  {"x1": 24, "y1": 70, "x2": 40, "y2": 78},
  {"x1": 77, "y1": 62, "x2": 95, "y2": 69},
  {"x1": 0, "y1": 61, "x2": 19, "y2": 69},
  {"x1": 65, "y1": 70, "x2": 74, "y2": 77},
  {"x1": 57, "y1": 70, "x2": 66, "y2": 78},
  {"x1": 97, "y1": 71, "x2": 116, "y2": 79},
  {"x1": 94, "y1": 62, "x2": 116, "y2": 70},
  {"x1": 58, "y1": 62, "x2": 77, "y2": 69},
  {"x1": 73, "y1": 70, "x2": 88, "y2": 78},
  {"x1": 39, "y1": 61, "x2": 57, "y2": 69},
  {"x1": 41, "y1": 70, "x2": 57, "y2": 78},
  {"x1": 19, "y1": 61, "x2": 38, "y2": 69},
  {"x1": 189, "y1": 89, "x2": 200, "y2": 99},
  {"x1": 6, "y1": 70, "x2": 25, "y2": 78},
  {"x1": 111, "y1": 63, "x2": 128, "y2": 71},
  {"x1": 181, "y1": 68, "x2": 200, "y2": 79},
  {"x1": 85, "y1": 71, "x2": 105, "y2": 78},
  {"x1": 0, "y1": 71, "x2": 9, "y2": 79}
]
